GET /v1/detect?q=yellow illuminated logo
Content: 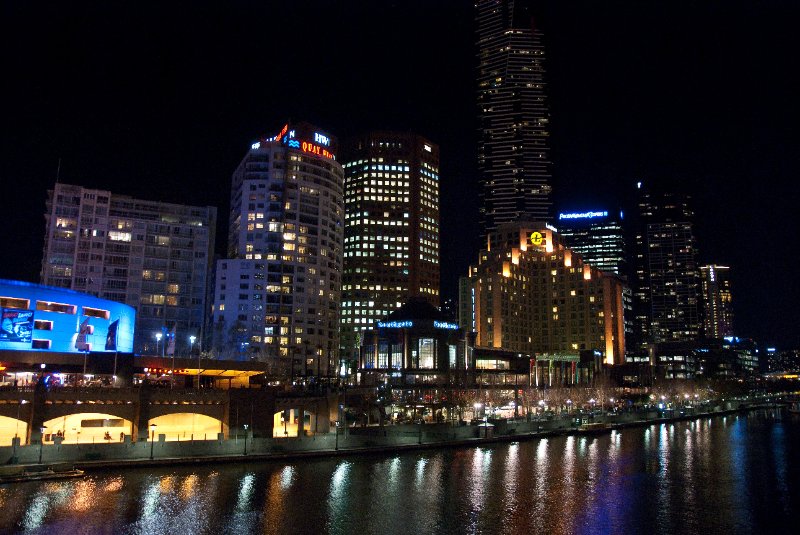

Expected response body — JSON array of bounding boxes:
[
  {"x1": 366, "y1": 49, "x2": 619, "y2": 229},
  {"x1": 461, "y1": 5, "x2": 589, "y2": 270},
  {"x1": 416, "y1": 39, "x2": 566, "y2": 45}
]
[{"x1": 530, "y1": 231, "x2": 543, "y2": 246}]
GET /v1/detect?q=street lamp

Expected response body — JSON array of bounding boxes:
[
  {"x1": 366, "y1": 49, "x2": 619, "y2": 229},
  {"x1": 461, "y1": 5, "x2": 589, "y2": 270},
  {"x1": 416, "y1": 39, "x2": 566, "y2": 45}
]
[
  {"x1": 190, "y1": 335, "x2": 199, "y2": 388},
  {"x1": 155, "y1": 332, "x2": 163, "y2": 356},
  {"x1": 149, "y1": 424, "x2": 157, "y2": 460},
  {"x1": 589, "y1": 398, "x2": 596, "y2": 414},
  {"x1": 243, "y1": 424, "x2": 249, "y2": 455},
  {"x1": 38, "y1": 426, "x2": 47, "y2": 464},
  {"x1": 566, "y1": 399, "x2": 573, "y2": 414}
]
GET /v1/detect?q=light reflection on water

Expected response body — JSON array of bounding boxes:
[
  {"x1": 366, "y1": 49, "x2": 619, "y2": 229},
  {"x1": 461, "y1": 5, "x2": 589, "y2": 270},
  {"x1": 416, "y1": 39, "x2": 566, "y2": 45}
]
[{"x1": 1, "y1": 412, "x2": 799, "y2": 534}]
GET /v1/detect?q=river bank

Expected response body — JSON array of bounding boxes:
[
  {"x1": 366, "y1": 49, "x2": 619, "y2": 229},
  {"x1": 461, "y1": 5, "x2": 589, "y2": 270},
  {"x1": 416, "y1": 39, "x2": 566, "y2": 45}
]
[{"x1": 1, "y1": 397, "x2": 785, "y2": 475}]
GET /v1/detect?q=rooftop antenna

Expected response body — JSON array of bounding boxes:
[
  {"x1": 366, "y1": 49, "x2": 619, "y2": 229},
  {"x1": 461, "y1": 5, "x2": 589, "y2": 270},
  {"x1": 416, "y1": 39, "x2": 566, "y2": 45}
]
[{"x1": 55, "y1": 158, "x2": 62, "y2": 184}]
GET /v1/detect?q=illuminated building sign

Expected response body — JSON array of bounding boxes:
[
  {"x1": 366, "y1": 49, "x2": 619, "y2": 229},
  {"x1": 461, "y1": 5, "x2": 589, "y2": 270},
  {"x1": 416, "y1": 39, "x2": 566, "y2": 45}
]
[
  {"x1": 251, "y1": 142, "x2": 261, "y2": 150},
  {"x1": 558, "y1": 211, "x2": 609, "y2": 220},
  {"x1": 301, "y1": 140, "x2": 335, "y2": 160},
  {"x1": 314, "y1": 133, "x2": 330, "y2": 146},
  {"x1": 545, "y1": 223, "x2": 558, "y2": 233},
  {"x1": 377, "y1": 320, "x2": 413, "y2": 329},
  {"x1": 433, "y1": 321, "x2": 458, "y2": 330},
  {"x1": 423, "y1": 144, "x2": 432, "y2": 152},
  {"x1": 530, "y1": 231, "x2": 543, "y2": 246}
]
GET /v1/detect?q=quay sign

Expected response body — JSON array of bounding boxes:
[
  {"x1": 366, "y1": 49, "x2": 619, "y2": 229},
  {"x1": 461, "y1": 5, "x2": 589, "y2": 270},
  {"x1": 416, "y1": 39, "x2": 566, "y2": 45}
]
[{"x1": 433, "y1": 321, "x2": 459, "y2": 330}]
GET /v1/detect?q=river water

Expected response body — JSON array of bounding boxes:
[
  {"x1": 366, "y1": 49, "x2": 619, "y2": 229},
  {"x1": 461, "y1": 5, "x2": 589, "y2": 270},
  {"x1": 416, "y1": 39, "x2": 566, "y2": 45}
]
[{"x1": 0, "y1": 410, "x2": 797, "y2": 534}]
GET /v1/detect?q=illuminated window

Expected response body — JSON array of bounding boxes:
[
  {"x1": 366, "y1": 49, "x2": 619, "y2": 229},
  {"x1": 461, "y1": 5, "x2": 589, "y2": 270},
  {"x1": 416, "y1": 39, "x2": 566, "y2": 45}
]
[
  {"x1": 36, "y1": 301, "x2": 76, "y2": 315},
  {"x1": 83, "y1": 307, "x2": 110, "y2": 320}
]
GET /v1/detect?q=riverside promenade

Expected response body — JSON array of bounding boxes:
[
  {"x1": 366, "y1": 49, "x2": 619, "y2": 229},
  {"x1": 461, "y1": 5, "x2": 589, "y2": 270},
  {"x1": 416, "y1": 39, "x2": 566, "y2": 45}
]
[{"x1": 0, "y1": 396, "x2": 783, "y2": 473}]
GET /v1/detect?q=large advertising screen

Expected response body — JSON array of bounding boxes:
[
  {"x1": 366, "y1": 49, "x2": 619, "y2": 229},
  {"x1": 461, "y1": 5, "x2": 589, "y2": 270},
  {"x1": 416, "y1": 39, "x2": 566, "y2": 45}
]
[{"x1": 0, "y1": 308, "x2": 34, "y2": 344}]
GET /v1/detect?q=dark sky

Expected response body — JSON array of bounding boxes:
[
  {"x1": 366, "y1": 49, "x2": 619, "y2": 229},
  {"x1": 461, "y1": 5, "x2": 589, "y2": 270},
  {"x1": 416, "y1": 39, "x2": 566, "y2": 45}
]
[{"x1": 2, "y1": 1, "x2": 798, "y2": 347}]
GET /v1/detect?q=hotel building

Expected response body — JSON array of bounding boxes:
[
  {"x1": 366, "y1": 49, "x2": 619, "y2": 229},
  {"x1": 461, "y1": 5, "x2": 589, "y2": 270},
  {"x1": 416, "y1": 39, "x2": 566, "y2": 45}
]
[
  {"x1": 340, "y1": 132, "x2": 440, "y2": 360},
  {"x1": 212, "y1": 122, "x2": 344, "y2": 371},
  {"x1": 459, "y1": 222, "x2": 625, "y2": 365},
  {"x1": 40, "y1": 183, "x2": 216, "y2": 354}
]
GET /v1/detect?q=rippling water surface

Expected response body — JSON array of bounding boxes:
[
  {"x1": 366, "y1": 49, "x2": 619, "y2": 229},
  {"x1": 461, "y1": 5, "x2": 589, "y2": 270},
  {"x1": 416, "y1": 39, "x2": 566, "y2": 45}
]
[{"x1": 1, "y1": 411, "x2": 798, "y2": 534}]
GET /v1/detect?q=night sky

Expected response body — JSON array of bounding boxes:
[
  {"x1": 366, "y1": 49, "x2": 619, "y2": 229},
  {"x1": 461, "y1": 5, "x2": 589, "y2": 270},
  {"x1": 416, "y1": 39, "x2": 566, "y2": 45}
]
[{"x1": 2, "y1": 1, "x2": 798, "y2": 347}]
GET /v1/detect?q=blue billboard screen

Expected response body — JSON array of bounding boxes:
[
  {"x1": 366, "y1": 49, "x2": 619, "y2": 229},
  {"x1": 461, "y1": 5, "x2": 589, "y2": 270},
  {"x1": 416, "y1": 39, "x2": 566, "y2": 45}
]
[{"x1": 0, "y1": 309, "x2": 34, "y2": 344}]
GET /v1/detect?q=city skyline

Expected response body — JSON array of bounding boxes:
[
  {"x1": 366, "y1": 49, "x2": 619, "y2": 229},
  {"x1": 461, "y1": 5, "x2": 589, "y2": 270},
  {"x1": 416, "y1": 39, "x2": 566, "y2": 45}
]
[{"x1": 2, "y1": 1, "x2": 798, "y2": 347}]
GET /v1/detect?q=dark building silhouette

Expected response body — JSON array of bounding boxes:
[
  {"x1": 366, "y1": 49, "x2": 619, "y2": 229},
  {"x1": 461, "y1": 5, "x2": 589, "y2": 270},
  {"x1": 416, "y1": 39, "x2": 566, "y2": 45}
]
[{"x1": 476, "y1": 0, "x2": 552, "y2": 240}]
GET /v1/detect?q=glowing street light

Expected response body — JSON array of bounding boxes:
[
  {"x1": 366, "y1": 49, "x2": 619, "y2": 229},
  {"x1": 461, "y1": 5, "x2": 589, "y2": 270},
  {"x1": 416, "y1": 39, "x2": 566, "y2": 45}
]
[
  {"x1": 190, "y1": 335, "x2": 199, "y2": 389},
  {"x1": 149, "y1": 424, "x2": 157, "y2": 460},
  {"x1": 38, "y1": 426, "x2": 47, "y2": 464},
  {"x1": 155, "y1": 332, "x2": 163, "y2": 356}
]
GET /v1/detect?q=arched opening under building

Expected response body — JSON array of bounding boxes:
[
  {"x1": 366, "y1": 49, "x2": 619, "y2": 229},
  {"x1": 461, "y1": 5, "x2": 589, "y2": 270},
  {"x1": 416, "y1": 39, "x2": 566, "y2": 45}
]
[
  {"x1": 273, "y1": 409, "x2": 311, "y2": 438},
  {"x1": 0, "y1": 415, "x2": 28, "y2": 446},
  {"x1": 42, "y1": 413, "x2": 134, "y2": 444},
  {"x1": 148, "y1": 413, "x2": 222, "y2": 442}
]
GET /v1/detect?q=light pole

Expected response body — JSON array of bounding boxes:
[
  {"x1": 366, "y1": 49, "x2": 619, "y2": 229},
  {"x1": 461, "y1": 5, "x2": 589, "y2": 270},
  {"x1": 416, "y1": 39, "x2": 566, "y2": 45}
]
[
  {"x1": 149, "y1": 424, "x2": 157, "y2": 460},
  {"x1": 190, "y1": 335, "x2": 198, "y2": 388},
  {"x1": 243, "y1": 424, "x2": 249, "y2": 455},
  {"x1": 38, "y1": 426, "x2": 47, "y2": 464},
  {"x1": 567, "y1": 399, "x2": 573, "y2": 415},
  {"x1": 155, "y1": 332, "x2": 162, "y2": 357}
]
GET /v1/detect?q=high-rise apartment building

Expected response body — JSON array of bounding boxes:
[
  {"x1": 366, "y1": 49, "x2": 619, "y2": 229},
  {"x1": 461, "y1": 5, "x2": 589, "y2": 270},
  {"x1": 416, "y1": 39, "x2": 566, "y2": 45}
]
[
  {"x1": 556, "y1": 210, "x2": 626, "y2": 275},
  {"x1": 340, "y1": 132, "x2": 440, "y2": 360},
  {"x1": 632, "y1": 183, "x2": 701, "y2": 348},
  {"x1": 700, "y1": 264, "x2": 733, "y2": 339},
  {"x1": 41, "y1": 183, "x2": 216, "y2": 354},
  {"x1": 476, "y1": 0, "x2": 552, "y2": 239},
  {"x1": 459, "y1": 222, "x2": 625, "y2": 364},
  {"x1": 212, "y1": 122, "x2": 344, "y2": 371}
]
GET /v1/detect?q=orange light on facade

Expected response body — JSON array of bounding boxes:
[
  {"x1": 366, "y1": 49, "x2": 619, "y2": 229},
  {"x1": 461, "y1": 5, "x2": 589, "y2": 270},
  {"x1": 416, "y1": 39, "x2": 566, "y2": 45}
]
[
  {"x1": 564, "y1": 251, "x2": 572, "y2": 267},
  {"x1": 511, "y1": 248, "x2": 520, "y2": 265},
  {"x1": 583, "y1": 265, "x2": 591, "y2": 280},
  {"x1": 544, "y1": 230, "x2": 553, "y2": 253},
  {"x1": 502, "y1": 262, "x2": 511, "y2": 278}
]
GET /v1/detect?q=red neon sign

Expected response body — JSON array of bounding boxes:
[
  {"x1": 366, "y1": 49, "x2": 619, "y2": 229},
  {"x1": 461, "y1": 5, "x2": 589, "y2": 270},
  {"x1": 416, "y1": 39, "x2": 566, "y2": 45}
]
[
  {"x1": 301, "y1": 140, "x2": 335, "y2": 160},
  {"x1": 274, "y1": 124, "x2": 289, "y2": 143}
]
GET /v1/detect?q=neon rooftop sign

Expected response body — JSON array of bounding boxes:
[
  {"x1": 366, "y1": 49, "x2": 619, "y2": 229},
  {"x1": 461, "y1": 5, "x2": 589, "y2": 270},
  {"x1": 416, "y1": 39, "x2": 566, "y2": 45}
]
[{"x1": 558, "y1": 211, "x2": 608, "y2": 220}]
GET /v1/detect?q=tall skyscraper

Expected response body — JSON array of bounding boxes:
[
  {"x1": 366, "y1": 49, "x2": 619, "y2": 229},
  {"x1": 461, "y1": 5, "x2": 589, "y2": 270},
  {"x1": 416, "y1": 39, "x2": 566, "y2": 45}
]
[
  {"x1": 41, "y1": 183, "x2": 216, "y2": 354},
  {"x1": 340, "y1": 132, "x2": 440, "y2": 360},
  {"x1": 700, "y1": 265, "x2": 733, "y2": 339},
  {"x1": 476, "y1": 0, "x2": 552, "y2": 240},
  {"x1": 632, "y1": 183, "x2": 701, "y2": 348},
  {"x1": 212, "y1": 122, "x2": 344, "y2": 371},
  {"x1": 556, "y1": 209, "x2": 626, "y2": 275},
  {"x1": 459, "y1": 222, "x2": 625, "y2": 364}
]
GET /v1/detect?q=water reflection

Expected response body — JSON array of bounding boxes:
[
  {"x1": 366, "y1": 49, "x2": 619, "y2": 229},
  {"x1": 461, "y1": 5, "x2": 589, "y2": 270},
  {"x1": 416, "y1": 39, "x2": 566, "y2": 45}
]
[{"x1": 0, "y1": 414, "x2": 797, "y2": 534}]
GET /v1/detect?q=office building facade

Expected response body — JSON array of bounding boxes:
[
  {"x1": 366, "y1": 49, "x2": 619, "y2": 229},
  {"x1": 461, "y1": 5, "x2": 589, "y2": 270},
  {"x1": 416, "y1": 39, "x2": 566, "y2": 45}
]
[
  {"x1": 340, "y1": 132, "x2": 440, "y2": 360},
  {"x1": 459, "y1": 222, "x2": 625, "y2": 365},
  {"x1": 556, "y1": 210, "x2": 626, "y2": 275},
  {"x1": 41, "y1": 183, "x2": 216, "y2": 354},
  {"x1": 212, "y1": 122, "x2": 344, "y2": 371},
  {"x1": 632, "y1": 183, "x2": 701, "y2": 348},
  {"x1": 476, "y1": 0, "x2": 553, "y2": 239},
  {"x1": 700, "y1": 264, "x2": 733, "y2": 339}
]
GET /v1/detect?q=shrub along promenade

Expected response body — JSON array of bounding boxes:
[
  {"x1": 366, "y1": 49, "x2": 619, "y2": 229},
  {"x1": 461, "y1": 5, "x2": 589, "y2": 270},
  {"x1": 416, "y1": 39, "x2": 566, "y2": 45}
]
[{"x1": 0, "y1": 395, "x2": 785, "y2": 474}]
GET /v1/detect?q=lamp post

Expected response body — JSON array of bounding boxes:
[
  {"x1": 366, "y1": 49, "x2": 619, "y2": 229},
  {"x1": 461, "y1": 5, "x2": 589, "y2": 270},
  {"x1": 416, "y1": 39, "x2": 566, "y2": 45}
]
[
  {"x1": 190, "y1": 335, "x2": 198, "y2": 388},
  {"x1": 149, "y1": 424, "x2": 157, "y2": 460},
  {"x1": 243, "y1": 424, "x2": 249, "y2": 455},
  {"x1": 38, "y1": 426, "x2": 47, "y2": 464},
  {"x1": 566, "y1": 399, "x2": 573, "y2": 414},
  {"x1": 155, "y1": 332, "x2": 162, "y2": 357}
]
